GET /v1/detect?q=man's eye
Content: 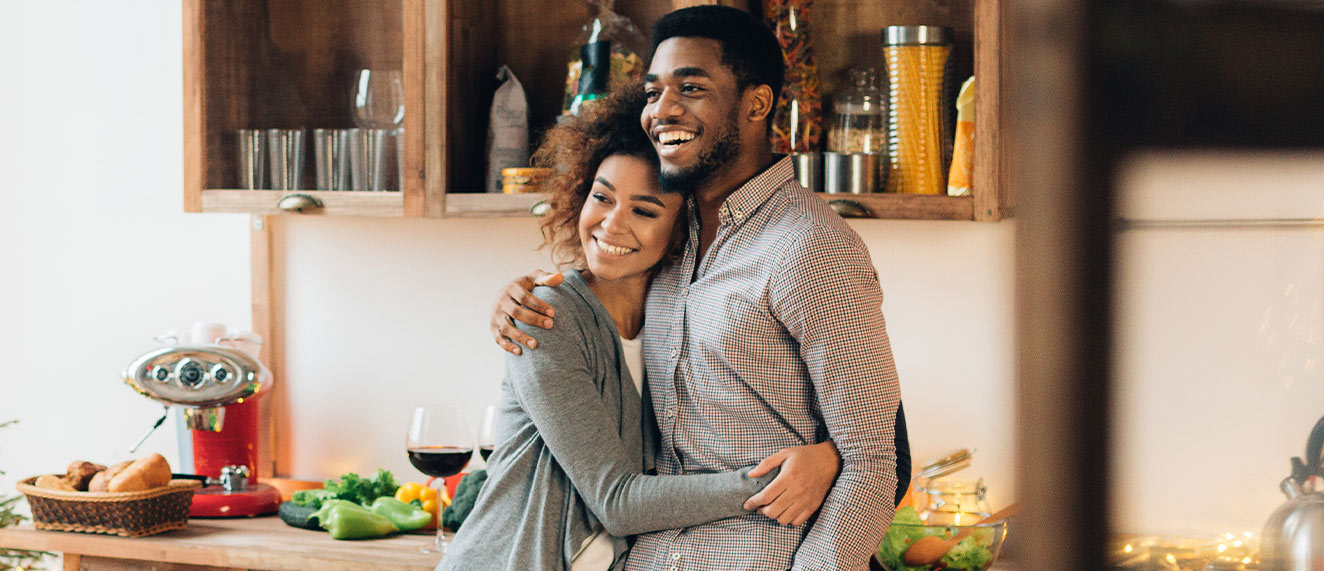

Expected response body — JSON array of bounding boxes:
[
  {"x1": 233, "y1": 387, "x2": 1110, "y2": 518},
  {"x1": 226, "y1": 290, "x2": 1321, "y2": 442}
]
[
  {"x1": 681, "y1": 84, "x2": 702, "y2": 94},
  {"x1": 644, "y1": 89, "x2": 661, "y2": 101}
]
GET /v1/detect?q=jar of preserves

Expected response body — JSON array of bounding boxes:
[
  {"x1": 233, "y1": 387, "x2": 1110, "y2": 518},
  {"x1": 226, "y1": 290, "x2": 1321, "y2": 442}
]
[{"x1": 828, "y1": 67, "x2": 885, "y2": 155}]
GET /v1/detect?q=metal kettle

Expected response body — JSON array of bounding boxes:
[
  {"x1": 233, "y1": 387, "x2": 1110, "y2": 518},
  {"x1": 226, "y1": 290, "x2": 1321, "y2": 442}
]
[{"x1": 1261, "y1": 414, "x2": 1324, "y2": 570}]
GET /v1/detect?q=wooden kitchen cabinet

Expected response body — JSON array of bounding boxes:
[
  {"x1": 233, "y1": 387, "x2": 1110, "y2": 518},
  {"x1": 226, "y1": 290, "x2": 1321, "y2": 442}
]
[{"x1": 183, "y1": 0, "x2": 1009, "y2": 221}]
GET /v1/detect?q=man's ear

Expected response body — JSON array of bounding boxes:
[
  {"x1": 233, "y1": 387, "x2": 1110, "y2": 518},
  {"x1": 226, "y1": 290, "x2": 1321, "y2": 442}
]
[{"x1": 744, "y1": 84, "x2": 775, "y2": 123}]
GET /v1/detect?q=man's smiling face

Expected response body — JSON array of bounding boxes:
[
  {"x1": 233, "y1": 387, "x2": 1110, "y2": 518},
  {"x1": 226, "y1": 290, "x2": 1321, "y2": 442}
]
[{"x1": 641, "y1": 37, "x2": 743, "y2": 193}]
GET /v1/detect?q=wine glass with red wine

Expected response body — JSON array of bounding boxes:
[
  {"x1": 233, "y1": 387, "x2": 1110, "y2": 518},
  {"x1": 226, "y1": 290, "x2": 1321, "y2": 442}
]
[{"x1": 406, "y1": 405, "x2": 473, "y2": 553}]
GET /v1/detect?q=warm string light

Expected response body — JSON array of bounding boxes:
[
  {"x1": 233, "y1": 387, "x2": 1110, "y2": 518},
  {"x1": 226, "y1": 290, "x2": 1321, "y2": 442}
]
[{"x1": 1113, "y1": 530, "x2": 1259, "y2": 569}]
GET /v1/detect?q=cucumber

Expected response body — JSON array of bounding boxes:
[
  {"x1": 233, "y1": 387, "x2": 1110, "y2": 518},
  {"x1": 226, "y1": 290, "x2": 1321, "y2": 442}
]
[{"x1": 278, "y1": 501, "x2": 322, "y2": 530}]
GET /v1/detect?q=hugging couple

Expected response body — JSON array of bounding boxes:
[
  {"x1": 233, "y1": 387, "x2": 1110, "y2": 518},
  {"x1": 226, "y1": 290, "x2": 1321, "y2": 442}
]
[{"x1": 441, "y1": 6, "x2": 907, "y2": 571}]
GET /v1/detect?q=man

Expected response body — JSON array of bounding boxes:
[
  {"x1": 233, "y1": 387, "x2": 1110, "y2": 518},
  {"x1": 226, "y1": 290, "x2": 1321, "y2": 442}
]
[{"x1": 492, "y1": 7, "x2": 904, "y2": 570}]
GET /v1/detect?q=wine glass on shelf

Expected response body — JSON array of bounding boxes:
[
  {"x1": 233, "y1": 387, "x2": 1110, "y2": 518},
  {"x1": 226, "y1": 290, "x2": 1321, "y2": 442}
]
[
  {"x1": 406, "y1": 405, "x2": 473, "y2": 554},
  {"x1": 477, "y1": 404, "x2": 498, "y2": 464},
  {"x1": 351, "y1": 69, "x2": 404, "y2": 130},
  {"x1": 350, "y1": 69, "x2": 404, "y2": 191}
]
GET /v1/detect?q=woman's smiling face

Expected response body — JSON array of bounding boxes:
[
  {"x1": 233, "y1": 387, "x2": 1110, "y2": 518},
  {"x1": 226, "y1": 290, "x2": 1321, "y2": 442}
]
[{"x1": 578, "y1": 154, "x2": 684, "y2": 282}]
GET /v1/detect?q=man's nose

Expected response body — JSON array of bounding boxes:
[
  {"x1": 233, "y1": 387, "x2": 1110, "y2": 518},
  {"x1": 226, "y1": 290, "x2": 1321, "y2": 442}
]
[{"x1": 652, "y1": 88, "x2": 684, "y2": 119}]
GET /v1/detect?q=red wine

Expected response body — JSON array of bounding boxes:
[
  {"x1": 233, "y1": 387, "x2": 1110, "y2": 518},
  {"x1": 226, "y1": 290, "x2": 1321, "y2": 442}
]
[
  {"x1": 408, "y1": 446, "x2": 473, "y2": 478},
  {"x1": 479, "y1": 446, "x2": 495, "y2": 461}
]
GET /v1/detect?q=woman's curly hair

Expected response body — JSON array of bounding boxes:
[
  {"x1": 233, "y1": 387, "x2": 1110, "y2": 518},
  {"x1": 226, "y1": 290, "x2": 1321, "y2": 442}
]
[{"x1": 533, "y1": 85, "x2": 686, "y2": 269}]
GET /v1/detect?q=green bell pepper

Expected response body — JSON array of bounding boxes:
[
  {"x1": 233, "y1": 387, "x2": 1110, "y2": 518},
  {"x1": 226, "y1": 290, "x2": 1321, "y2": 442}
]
[
  {"x1": 309, "y1": 499, "x2": 399, "y2": 540},
  {"x1": 369, "y1": 497, "x2": 433, "y2": 532}
]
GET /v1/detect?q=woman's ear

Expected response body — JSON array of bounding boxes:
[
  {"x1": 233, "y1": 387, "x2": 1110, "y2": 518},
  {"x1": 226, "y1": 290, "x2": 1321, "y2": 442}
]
[{"x1": 745, "y1": 84, "x2": 775, "y2": 123}]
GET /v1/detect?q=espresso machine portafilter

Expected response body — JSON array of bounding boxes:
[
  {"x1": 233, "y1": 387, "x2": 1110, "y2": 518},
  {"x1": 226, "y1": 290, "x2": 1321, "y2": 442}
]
[{"x1": 123, "y1": 339, "x2": 281, "y2": 517}]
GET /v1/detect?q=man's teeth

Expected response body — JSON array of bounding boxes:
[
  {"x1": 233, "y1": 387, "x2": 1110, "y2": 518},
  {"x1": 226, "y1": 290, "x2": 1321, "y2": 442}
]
[
  {"x1": 658, "y1": 131, "x2": 696, "y2": 145},
  {"x1": 596, "y1": 238, "x2": 636, "y2": 255}
]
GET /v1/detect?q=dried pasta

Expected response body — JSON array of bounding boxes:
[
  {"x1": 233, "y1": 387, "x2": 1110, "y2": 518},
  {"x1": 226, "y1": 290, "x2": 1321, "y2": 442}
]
[{"x1": 885, "y1": 44, "x2": 952, "y2": 194}]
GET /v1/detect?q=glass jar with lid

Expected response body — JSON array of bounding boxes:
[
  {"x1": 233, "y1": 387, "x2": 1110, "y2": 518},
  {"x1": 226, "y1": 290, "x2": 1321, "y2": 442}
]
[
  {"x1": 918, "y1": 477, "x2": 992, "y2": 526},
  {"x1": 911, "y1": 449, "x2": 993, "y2": 525},
  {"x1": 827, "y1": 67, "x2": 886, "y2": 154}
]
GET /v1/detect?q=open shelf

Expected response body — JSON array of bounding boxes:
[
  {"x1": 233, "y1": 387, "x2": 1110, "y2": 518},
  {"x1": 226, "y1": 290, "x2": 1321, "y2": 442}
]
[
  {"x1": 819, "y1": 193, "x2": 974, "y2": 220},
  {"x1": 185, "y1": 0, "x2": 1008, "y2": 221},
  {"x1": 199, "y1": 190, "x2": 405, "y2": 217}
]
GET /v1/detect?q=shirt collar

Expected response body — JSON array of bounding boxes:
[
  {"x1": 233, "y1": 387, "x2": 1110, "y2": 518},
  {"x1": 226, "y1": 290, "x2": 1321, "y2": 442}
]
[{"x1": 716, "y1": 156, "x2": 796, "y2": 227}]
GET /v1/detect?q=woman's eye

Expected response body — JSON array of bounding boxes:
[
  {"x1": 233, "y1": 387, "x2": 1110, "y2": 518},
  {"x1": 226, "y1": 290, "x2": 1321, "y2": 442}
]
[
  {"x1": 633, "y1": 208, "x2": 659, "y2": 219},
  {"x1": 590, "y1": 191, "x2": 611, "y2": 203}
]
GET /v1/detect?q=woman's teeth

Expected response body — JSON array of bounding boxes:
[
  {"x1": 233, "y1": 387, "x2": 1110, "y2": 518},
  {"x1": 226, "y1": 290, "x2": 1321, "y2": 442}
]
[
  {"x1": 658, "y1": 131, "x2": 696, "y2": 146},
  {"x1": 596, "y1": 238, "x2": 636, "y2": 256}
]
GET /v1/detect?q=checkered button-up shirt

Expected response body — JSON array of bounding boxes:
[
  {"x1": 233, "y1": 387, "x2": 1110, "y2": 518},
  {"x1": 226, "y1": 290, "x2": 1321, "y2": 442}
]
[{"x1": 626, "y1": 157, "x2": 901, "y2": 571}]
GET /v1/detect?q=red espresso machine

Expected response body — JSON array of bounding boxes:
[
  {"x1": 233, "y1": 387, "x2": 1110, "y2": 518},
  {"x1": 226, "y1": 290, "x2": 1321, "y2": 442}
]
[{"x1": 124, "y1": 336, "x2": 281, "y2": 517}]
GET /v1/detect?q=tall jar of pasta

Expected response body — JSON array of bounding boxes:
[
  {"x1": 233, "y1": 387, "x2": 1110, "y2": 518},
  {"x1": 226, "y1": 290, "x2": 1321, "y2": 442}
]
[
  {"x1": 883, "y1": 26, "x2": 954, "y2": 195},
  {"x1": 764, "y1": 0, "x2": 822, "y2": 155}
]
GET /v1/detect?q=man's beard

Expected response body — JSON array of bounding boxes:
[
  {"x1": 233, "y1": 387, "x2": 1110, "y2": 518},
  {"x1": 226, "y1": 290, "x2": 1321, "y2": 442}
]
[{"x1": 659, "y1": 114, "x2": 741, "y2": 195}]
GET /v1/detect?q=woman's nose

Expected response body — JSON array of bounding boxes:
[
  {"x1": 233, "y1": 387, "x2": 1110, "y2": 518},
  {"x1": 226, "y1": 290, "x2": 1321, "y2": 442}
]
[{"x1": 601, "y1": 206, "x2": 628, "y2": 233}]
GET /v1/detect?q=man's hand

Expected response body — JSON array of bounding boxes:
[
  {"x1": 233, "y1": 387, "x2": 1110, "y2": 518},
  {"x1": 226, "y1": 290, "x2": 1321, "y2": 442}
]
[
  {"x1": 743, "y1": 440, "x2": 841, "y2": 527},
  {"x1": 490, "y1": 270, "x2": 564, "y2": 355}
]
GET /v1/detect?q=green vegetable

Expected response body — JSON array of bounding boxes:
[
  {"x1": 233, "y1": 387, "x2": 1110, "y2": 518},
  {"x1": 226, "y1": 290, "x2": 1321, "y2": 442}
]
[
  {"x1": 369, "y1": 497, "x2": 433, "y2": 532},
  {"x1": 874, "y1": 506, "x2": 997, "y2": 570},
  {"x1": 309, "y1": 500, "x2": 400, "y2": 540},
  {"x1": 293, "y1": 468, "x2": 400, "y2": 509},
  {"x1": 324, "y1": 468, "x2": 399, "y2": 506},
  {"x1": 442, "y1": 469, "x2": 487, "y2": 532},
  {"x1": 291, "y1": 489, "x2": 335, "y2": 508},
  {"x1": 278, "y1": 501, "x2": 321, "y2": 530},
  {"x1": 942, "y1": 533, "x2": 993, "y2": 570}
]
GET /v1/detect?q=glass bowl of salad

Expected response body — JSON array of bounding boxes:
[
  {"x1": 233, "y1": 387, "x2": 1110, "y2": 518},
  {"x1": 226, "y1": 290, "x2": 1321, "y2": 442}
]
[{"x1": 876, "y1": 507, "x2": 1008, "y2": 571}]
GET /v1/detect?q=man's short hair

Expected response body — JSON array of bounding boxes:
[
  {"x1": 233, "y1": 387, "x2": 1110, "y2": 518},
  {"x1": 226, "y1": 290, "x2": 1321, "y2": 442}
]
[{"x1": 651, "y1": 6, "x2": 785, "y2": 107}]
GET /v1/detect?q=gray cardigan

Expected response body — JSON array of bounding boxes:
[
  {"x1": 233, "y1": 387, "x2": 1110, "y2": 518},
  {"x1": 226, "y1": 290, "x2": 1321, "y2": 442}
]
[{"x1": 438, "y1": 270, "x2": 771, "y2": 571}]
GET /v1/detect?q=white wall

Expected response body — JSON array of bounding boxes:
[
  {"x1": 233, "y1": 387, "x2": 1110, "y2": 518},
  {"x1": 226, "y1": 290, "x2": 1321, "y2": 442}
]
[
  {"x1": 0, "y1": 1, "x2": 251, "y2": 500},
  {"x1": 1111, "y1": 153, "x2": 1324, "y2": 535},
  {"x1": 274, "y1": 216, "x2": 1019, "y2": 511}
]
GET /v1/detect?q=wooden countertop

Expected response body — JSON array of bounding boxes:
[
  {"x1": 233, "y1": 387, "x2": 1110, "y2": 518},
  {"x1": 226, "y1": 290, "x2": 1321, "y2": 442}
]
[
  {"x1": 0, "y1": 515, "x2": 444, "y2": 570},
  {"x1": 0, "y1": 517, "x2": 1020, "y2": 570}
]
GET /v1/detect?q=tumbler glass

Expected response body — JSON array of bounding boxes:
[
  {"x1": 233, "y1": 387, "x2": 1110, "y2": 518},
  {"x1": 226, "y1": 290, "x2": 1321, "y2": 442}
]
[
  {"x1": 267, "y1": 129, "x2": 306, "y2": 191},
  {"x1": 236, "y1": 129, "x2": 266, "y2": 190}
]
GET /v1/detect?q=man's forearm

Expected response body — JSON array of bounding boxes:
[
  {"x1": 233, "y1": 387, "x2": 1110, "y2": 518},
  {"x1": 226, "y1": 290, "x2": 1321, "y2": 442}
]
[{"x1": 790, "y1": 457, "x2": 897, "y2": 571}]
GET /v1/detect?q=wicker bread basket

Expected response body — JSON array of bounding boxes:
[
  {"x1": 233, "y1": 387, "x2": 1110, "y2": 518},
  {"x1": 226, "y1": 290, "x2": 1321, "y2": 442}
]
[{"x1": 16, "y1": 477, "x2": 202, "y2": 537}]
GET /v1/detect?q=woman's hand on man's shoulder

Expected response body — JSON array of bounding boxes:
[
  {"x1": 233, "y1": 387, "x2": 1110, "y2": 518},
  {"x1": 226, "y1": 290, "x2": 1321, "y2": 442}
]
[{"x1": 491, "y1": 270, "x2": 564, "y2": 355}]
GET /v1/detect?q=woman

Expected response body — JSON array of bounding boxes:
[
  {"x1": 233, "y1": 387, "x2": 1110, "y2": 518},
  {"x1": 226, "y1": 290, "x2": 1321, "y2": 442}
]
[{"x1": 439, "y1": 88, "x2": 839, "y2": 571}]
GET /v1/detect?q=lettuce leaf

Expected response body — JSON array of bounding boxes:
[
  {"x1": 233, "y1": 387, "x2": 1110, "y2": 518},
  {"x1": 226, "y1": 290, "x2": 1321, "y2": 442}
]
[
  {"x1": 877, "y1": 507, "x2": 941, "y2": 571},
  {"x1": 942, "y1": 535, "x2": 993, "y2": 570}
]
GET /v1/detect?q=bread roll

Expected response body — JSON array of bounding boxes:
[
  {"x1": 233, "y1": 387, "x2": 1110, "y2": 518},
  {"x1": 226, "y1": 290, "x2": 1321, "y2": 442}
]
[
  {"x1": 35, "y1": 474, "x2": 76, "y2": 491},
  {"x1": 89, "y1": 461, "x2": 132, "y2": 492},
  {"x1": 108, "y1": 453, "x2": 172, "y2": 492},
  {"x1": 64, "y1": 460, "x2": 106, "y2": 491}
]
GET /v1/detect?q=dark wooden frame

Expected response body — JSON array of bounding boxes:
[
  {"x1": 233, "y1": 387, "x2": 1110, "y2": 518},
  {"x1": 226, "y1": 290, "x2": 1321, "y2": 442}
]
[{"x1": 1009, "y1": 0, "x2": 1324, "y2": 567}]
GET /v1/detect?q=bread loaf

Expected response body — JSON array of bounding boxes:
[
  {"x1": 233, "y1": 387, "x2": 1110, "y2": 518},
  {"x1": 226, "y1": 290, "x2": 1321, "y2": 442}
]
[
  {"x1": 35, "y1": 474, "x2": 76, "y2": 491},
  {"x1": 89, "y1": 461, "x2": 132, "y2": 493},
  {"x1": 64, "y1": 460, "x2": 106, "y2": 491},
  {"x1": 108, "y1": 453, "x2": 172, "y2": 492}
]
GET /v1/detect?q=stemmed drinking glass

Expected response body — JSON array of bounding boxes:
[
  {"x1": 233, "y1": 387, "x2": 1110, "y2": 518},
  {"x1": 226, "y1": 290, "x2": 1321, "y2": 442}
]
[
  {"x1": 351, "y1": 69, "x2": 404, "y2": 130},
  {"x1": 477, "y1": 404, "x2": 498, "y2": 464},
  {"x1": 406, "y1": 405, "x2": 473, "y2": 554},
  {"x1": 350, "y1": 69, "x2": 404, "y2": 191}
]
